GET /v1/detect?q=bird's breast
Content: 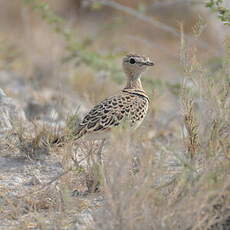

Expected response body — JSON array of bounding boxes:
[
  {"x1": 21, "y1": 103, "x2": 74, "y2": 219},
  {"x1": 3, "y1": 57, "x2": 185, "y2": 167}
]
[{"x1": 128, "y1": 97, "x2": 149, "y2": 129}]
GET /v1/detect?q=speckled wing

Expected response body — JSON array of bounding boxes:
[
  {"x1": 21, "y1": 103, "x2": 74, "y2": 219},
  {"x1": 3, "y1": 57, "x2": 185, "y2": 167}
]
[
  {"x1": 74, "y1": 94, "x2": 125, "y2": 138},
  {"x1": 74, "y1": 91, "x2": 149, "y2": 139}
]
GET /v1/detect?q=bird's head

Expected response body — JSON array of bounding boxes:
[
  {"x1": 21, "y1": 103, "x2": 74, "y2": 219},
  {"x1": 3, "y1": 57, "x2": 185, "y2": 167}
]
[{"x1": 122, "y1": 54, "x2": 154, "y2": 80}]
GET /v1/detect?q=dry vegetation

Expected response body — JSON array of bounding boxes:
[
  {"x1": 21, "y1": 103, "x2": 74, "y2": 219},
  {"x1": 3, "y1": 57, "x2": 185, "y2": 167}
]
[{"x1": 0, "y1": 0, "x2": 229, "y2": 230}]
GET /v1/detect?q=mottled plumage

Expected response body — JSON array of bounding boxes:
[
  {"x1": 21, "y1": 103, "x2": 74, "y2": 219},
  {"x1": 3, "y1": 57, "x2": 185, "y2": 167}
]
[
  {"x1": 73, "y1": 54, "x2": 154, "y2": 139},
  {"x1": 75, "y1": 89, "x2": 149, "y2": 138}
]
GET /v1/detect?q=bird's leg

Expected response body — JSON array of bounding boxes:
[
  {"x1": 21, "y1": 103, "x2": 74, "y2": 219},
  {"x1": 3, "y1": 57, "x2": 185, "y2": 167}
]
[
  {"x1": 96, "y1": 138, "x2": 106, "y2": 163},
  {"x1": 84, "y1": 138, "x2": 106, "y2": 194}
]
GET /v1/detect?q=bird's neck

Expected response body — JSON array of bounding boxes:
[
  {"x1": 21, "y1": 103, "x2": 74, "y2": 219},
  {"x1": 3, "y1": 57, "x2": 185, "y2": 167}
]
[{"x1": 125, "y1": 75, "x2": 143, "y2": 90}]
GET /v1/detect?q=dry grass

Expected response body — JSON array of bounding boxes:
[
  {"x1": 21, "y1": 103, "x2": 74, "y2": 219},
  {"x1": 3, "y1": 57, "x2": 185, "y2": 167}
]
[{"x1": 0, "y1": 1, "x2": 229, "y2": 230}]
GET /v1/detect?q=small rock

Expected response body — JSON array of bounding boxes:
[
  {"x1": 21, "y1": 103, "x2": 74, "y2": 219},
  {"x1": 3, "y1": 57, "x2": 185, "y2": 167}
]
[{"x1": 24, "y1": 175, "x2": 42, "y2": 186}]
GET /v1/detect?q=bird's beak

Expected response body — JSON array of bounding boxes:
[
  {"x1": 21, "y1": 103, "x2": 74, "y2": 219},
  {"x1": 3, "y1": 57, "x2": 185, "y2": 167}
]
[{"x1": 142, "y1": 61, "x2": 154, "y2": 66}]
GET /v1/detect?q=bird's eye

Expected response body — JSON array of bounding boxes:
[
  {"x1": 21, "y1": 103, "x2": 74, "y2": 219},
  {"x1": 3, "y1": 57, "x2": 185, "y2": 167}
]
[{"x1": 129, "y1": 58, "x2": 136, "y2": 64}]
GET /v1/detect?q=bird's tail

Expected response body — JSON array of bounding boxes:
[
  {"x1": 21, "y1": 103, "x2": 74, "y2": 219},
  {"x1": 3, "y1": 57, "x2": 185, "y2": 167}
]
[
  {"x1": 51, "y1": 130, "x2": 82, "y2": 147},
  {"x1": 51, "y1": 135, "x2": 66, "y2": 146}
]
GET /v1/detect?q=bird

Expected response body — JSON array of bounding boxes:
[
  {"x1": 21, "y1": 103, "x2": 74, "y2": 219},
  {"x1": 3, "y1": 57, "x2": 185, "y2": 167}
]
[
  {"x1": 52, "y1": 54, "x2": 154, "y2": 146},
  {"x1": 71, "y1": 54, "x2": 154, "y2": 140},
  {"x1": 65, "y1": 54, "x2": 154, "y2": 195}
]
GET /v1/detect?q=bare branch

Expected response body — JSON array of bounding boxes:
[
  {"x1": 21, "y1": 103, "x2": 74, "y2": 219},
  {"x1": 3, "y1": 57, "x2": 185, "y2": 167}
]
[{"x1": 93, "y1": 0, "x2": 219, "y2": 55}]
